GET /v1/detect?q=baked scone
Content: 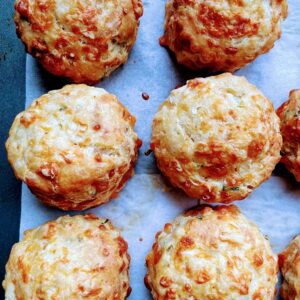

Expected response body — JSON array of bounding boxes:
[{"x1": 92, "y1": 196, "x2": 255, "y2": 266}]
[
  {"x1": 6, "y1": 84, "x2": 141, "y2": 210},
  {"x1": 14, "y1": 0, "x2": 143, "y2": 84},
  {"x1": 3, "y1": 214, "x2": 131, "y2": 299},
  {"x1": 145, "y1": 205, "x2": 278, "y2": 300},
  {"x1": 151, "y1": 73, "x2": 282, "y2": 203},
  {"x1": 279, "y1": 235, "x2": 300, "y2": 300},
  {"x1": 160, "y1": 0, "x2": 287, "y2": 73},
  {"x1": 277, "y1": 90, "x2": 300, "y2": 181}
]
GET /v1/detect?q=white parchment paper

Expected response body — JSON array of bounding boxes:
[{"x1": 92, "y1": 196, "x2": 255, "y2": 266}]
[{"x1": 21, "y1": 0, "x2": 300, "y2": 298}]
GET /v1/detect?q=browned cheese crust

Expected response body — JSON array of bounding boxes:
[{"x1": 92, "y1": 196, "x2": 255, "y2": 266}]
[
  {"x1": 277, "y1": 90, "x2": 300, "y2": 182},
  {"x1": 14, "y1": 0, "x2": 143, "y2": 83},
  {"x1": 160, "y1": 0, "x2": 287, "y2": 72},
  {"x1": 145, "y1": 205, "x2": 278, "y2": 300},
  {"x1": 151, "y1": 73, "x2": 282, "y2": 203},
  {"x1": 3, "y1": 214, "x2": 131, "y2": 299},
  {"x1": 6, "y1": 84, "x2": 141, "y2": 210}
]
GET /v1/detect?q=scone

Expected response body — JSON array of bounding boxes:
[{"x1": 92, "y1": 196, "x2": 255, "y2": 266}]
[
  {"x1": 145, "y1": 205, "x2": 278, "y2": 300},
  {"x1": 14, "y1": 0, "x2": 143, "y2": 84},
  {"x1": 151, "y1": 73, "x2": 282, "y2": 203},
  {"x1": 278, "y1": 235, "x2": 300, "y2": 300},
  {"x1": 6, "y1": 84, "x2": 141, "y2": 210},
  {"x1": 160, "y1": 0, "x2": 287, "y2": 72},
  {"x1": 277, "y1": 90, "x2": 300, "y2": 181},
  {"x1": 3, "y1": 214, "x2": 131, "y2": 299}
]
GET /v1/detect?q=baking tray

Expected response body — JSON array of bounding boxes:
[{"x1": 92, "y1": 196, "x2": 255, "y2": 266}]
[{"x1": 21, "y1": 0, "x2": 300, "y2": 298}]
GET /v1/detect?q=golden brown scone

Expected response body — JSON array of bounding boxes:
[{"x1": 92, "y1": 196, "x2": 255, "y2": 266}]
[
  {"x1": 277, "y1": 90, "x2": 300, "y2": 181},
  {"x1": 160, "y1": 0, "x2": 287, "y2": 73},
  {"x1": 3, "y1": 214, "x2": 131, "y2": 299},
  {"x1": 151, "y1": 73, "x2": 282, "y2": 203},
  {"x1": 145, "y1": 205, "x2": 278, "y2": 300},
  {"x1": 279, "y1": 235, "x2": 300, "y2": 300},
  {"x1": 14, "y1": 0, "x2": 143, "y2": 84},
  {"x1": 6, "y1": 84, "x2": 141, "y2": 210}
]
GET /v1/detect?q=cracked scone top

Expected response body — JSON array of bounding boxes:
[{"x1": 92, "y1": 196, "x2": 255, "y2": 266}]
[
  {"x1": 145, "y1": 205, "x2": 278, "y2": 300},
  {"x1": 6, "y1": 84, "x2": 141, "y2": 210},
  {"x1": 160, "y1": 0, "x2": 287, "y2": 72},
  {"x1": 3, "y1": 214, "x2": 131, "y2": 299},
  {"x1": 279, "y1": 235, "x2": 300, "y2": 300},
  {"x1": 151, "y1": 73, "x2": 282, "y2": 203},
  {"x1": 14, "y1": 0, "x2": 143, "y2": 83},
  {"x1": 277, "y1": 89, "x2": 300, "y2": 182}
]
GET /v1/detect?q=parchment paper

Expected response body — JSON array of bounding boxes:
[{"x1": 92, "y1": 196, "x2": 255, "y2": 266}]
[{"x1": 21, "y1": 0, "x2": 300, "y2": 298}]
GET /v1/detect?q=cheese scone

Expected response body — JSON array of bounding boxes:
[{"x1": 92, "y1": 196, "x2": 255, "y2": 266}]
[
  {"x1": 160, "y1": 0, "x2": 287, "y2": 72},
  {"x1": 145, "y1": 205, "x2": 278, "y2": 300},
  {"x1": 6, "y1": 84, "x2": 141, "y2": 210},
  {"x1": 279, "y1": 235, "x2": 300, "y2": 300},
  {"x1": 277, "y1": 89, "x2": 300, "y2": 181},
  {"x1": 151, "y1": 73, "x2": 282, "y2": 203},
  {"x1": 3, "y1": 214, "x2": 131, "y2": 299},
  {"x1": 14, "y1": 0, "x2": 143, "y2": 83}
]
